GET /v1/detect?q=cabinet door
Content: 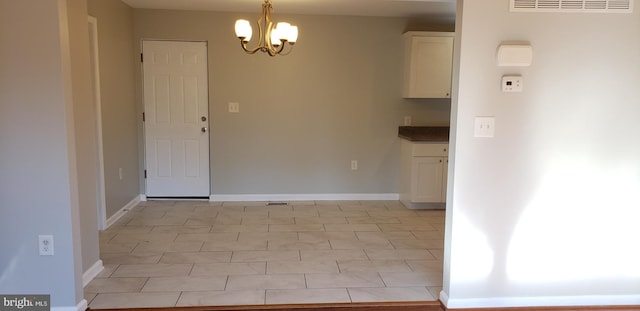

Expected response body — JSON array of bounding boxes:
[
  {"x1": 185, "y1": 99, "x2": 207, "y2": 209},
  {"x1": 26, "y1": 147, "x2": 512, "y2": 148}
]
[
  {"x1": 404, "y1": 36, "x2": 454, "y2": 98},
  {"x1": 412, "y1": 157, "x2": 444, "y2": 203}
]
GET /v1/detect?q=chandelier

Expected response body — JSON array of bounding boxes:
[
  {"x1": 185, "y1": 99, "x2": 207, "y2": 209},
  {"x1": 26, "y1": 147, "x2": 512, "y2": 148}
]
[{"x1": 234, "y1": 0, "x2": 299, "y2": 56}]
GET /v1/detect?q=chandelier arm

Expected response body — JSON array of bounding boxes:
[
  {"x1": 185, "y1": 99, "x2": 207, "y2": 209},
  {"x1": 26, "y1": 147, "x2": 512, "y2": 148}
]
[
  {"x1": 239, "y1": 40, "x2": 262, "y2": 54},
  {"x1": 270, "y1": 41, "x2": 287, "y2": 56},
  {"x1": 276, "y1": 43, "x2": 294, "y2": 56},
  {"x1": 256, "y1": 17, "x2": 265, "y2": 48}
]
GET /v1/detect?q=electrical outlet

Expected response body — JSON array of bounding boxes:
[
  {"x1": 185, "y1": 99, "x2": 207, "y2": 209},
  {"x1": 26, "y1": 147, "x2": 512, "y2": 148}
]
[
  {"x1": 39, "y1": 235, "x2": 54, "y2": 256},
  {"x1": 351, "y1": 160, "x2": 358, "y2": 170},
  {"x1": 404, "y1": 116, "x2": 412, "y2": 126},
  {"x1": 118, "y1": 168, "x2": 123, "y2": 180},
  {"x1": 229, "y1": 102, "x2": 240, "y2": 113}
]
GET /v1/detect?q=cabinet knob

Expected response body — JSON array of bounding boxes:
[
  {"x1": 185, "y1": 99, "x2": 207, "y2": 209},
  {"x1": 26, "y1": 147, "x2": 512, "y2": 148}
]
[{"x1": 439, "y1": 159, "x2": 443, "y2": 163}]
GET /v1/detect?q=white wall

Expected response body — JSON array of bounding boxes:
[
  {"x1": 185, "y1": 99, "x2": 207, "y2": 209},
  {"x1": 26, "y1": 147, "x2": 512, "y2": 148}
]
[
  {"x1": 67, "y1": 0, "x2": 101, "y2": 279},
  {"x1": 444, "y1": 0, "x2": 640, "y2": 307},
  {"x1": 0, "y1": 0, "x2": 85, "y2": 309}
]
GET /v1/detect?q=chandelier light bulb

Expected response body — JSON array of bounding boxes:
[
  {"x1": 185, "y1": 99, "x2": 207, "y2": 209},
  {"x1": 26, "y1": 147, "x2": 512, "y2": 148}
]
[
  {"x1": 276, "y1": 22, "x2": 291, "y2": 41},
  {"x1": 287, "y1": 26, "x2": 298, "y2": 43},
  {"x1": 235, "y1": 19, "x2": 252, "y2": 42},
  {"x1": 270, "y1": 27, "x2": 281, "y2": 47}
]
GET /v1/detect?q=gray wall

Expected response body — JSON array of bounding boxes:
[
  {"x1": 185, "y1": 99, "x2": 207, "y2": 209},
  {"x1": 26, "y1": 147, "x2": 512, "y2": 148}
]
[
  {"x1": 88, "y1": 0, "x2": 140, "y2": 218},
  {"x1": 444, "y1": 0, "x2": 640, "y2": 307},
  {"x1": 68, "y1": 0, "x2": 101, "y2": 277},
  {"x1": 132, "y1": 9, "x2": 452, "y2": 196},
  {"x1": 0, "y1": 0, "x2": 86, "y2": 307}
]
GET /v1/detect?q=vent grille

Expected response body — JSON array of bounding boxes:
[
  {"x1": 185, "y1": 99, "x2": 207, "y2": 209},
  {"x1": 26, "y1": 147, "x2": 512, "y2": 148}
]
[
  {"x1": 511, "y1": 0, "x2": 633, "y2": 12},
  {"x1": 266, "y1": 202, "x2": 288, "y2": 206}
]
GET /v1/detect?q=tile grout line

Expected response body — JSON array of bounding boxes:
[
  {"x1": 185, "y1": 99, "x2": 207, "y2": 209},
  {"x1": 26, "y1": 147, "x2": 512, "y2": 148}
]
[
  {"x1": 303, "y1": 273, "x2": 308, "y2": 289},
  {"x1": 139, "y1": 276, "x2": 151, "y2": 293},
  {"x1": 223, "y1": 275, "x2": 230, "y2": 290},
  {"x1": 346, "y1": 287, "x2": 354, "y2": 303},
  {"x1": 172, "y1": 290, "x2": 182, "y2": 307}
]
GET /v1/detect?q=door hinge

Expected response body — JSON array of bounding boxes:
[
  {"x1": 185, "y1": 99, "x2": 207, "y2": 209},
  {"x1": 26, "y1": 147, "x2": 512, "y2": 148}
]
[
  {"x1": 144, "y1": 170, "x2": 147, "y2": 179},
  {"x1": 142, "y1": 112, "x2": 145, "y2": 122},
  {"x1": 140, "y1": 53, "x2": 144, "y2": 62}
]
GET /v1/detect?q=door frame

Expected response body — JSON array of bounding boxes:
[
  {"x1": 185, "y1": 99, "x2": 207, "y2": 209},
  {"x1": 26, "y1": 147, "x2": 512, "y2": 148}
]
[{"x1": 88, "y1": 16, "x2": 107, "y2": 229}]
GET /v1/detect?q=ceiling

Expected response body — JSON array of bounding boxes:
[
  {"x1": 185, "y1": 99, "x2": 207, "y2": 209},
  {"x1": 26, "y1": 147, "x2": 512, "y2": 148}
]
[{"x1": 121, "y1": 0, "x2": 457, "y2": 18}]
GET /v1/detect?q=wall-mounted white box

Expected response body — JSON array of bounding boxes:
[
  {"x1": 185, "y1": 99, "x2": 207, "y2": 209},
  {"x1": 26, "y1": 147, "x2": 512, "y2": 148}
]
[{"x1": 497, "y1": 44, "x2": 533, "y2": 67}]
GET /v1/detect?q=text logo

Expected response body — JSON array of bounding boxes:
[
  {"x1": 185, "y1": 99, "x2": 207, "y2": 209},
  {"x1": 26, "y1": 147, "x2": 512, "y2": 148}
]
[{"x1": 0, "y1": 295, "x2": 49, "y2": 311}]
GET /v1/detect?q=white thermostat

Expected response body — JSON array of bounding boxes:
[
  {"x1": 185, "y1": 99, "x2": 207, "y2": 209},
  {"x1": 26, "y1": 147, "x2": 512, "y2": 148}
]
[{"x1": 502, "y1": 75, "x2": 523, "y2": 92}]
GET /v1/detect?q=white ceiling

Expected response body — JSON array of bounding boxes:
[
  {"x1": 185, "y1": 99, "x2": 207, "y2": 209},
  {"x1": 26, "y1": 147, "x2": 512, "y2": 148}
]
[{"x1": 121, "y1": 0, "x2": 457, "y2": 18}]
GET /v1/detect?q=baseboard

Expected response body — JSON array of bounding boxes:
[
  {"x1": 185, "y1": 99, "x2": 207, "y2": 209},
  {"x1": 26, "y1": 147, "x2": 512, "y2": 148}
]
[
  {"x1": 82, "y1": 260, "x2": 104, "y2": 287},
  {"x1": 51, "y1": 299, "x2": 87, "y2": 311},
  {"x1": 105, "y1": 195, "x2": 142, "y2": 229},
  {"x1": 209, "y1": 193, "x2": 400, "y2": 202},
  {"x1": 77, "y1": 299, "x2": 87, "y2": 311},
  {"x1": 440, "y1": 290, "x2": 450, "y2": 307},
  {"x1": 444, "y1": 294, "x2": 640, "y2": 309}
]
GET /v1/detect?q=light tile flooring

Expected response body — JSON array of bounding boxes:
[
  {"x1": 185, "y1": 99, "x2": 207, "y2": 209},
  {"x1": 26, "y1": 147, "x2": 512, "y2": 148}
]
[{"x1": 86, "y1": 200, "x2": 445, "y2": 309}]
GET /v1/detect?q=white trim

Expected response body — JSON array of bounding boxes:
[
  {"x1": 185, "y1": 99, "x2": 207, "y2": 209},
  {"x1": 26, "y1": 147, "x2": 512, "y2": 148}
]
[
  {"x1": 140, "y1": 194, "x2": 147, "y2": 201},
  {"x1": 88, "y1": 16, "x2": 107, "y2": 231},
  {"x1": 82, "y1": 260, "x2": 104, "y2": 287},
  {"x1": 51, "y1": 299, "x2": 87, "y2": 311},
  {"x1": 439, "y1": 290, "x2": 450, "y2": 306},
  {"x1": 445, "y1": 294, "x2": 640, "y2": 309},
  {"x1": 105, "y1": 195, "x2": 142, "y2": 229},
  {"x1": 209, "y1": 193, "x2": 399, "y2": 202}
]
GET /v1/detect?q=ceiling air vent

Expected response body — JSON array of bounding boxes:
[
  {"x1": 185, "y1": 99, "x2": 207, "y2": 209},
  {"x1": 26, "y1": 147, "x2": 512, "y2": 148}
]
[{"x1": 511, "y1": 0, "x2": 633, "y2": 12}]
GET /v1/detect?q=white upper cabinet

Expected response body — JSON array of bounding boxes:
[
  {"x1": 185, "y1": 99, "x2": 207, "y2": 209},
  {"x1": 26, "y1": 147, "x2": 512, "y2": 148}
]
[{"x1": 402, "y1": 32, "x2": 454, "y2": 99}]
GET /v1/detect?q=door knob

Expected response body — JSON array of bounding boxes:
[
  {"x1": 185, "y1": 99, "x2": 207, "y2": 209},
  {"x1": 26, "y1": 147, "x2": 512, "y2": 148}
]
[{"x1": 201, "y1": 127, "x2": 207, "y2": 133}]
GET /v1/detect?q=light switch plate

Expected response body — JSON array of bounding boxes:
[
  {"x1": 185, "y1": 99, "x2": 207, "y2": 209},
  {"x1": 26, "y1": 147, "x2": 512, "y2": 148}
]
[
  {"x1": 228, "y1": 102, "x2": 240, "y2": 113},
  {"x1": 474, "y1": 117, "x2": 495, "y2": 138},
  {"x1": 502, "y1": 76, "x2": 523, "y2": 92}
]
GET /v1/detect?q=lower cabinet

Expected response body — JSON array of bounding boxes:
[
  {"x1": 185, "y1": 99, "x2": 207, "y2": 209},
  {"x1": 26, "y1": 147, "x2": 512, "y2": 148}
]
[{"x1": 400, "y1": 140, "x2": 448, "y2": 209}]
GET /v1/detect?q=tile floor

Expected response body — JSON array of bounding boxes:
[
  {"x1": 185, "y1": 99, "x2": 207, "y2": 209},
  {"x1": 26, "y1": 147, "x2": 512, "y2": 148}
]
[{"x1": 86, "y1": 200, "x2": 445, "y2": 308}]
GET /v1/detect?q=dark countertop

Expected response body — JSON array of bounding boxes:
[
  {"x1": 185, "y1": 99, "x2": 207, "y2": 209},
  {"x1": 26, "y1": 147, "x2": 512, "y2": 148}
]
[{"x1": 398, "y1": 126, "x2": 450, "y2": 142}]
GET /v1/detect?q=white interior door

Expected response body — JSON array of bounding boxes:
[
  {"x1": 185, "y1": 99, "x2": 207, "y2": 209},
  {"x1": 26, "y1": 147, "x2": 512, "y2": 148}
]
[{"x1": 143, "y1": 40, "x2": 210, "y2": 197}]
